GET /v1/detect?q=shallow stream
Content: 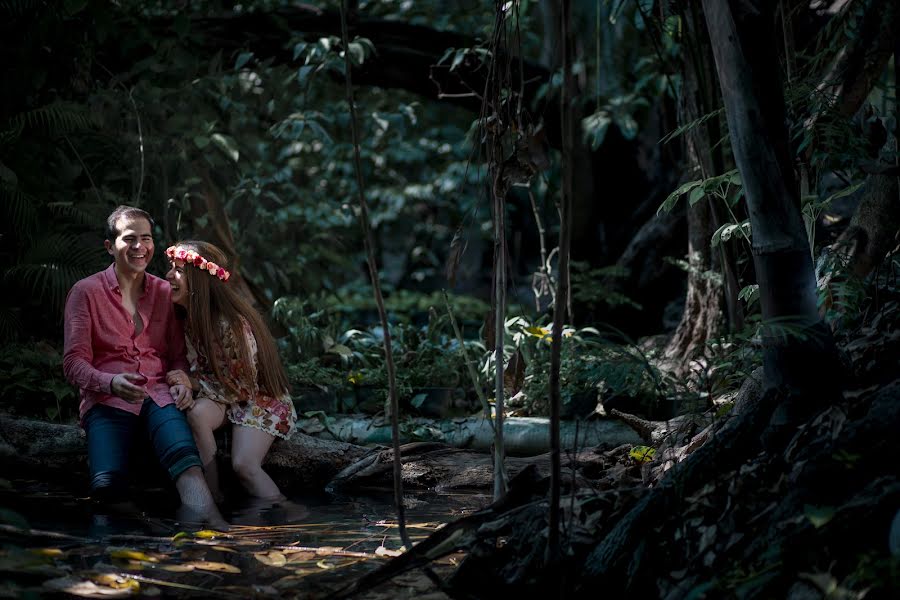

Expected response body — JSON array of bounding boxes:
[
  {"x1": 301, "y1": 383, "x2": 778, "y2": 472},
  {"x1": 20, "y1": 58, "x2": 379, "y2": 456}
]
[{"x1": 0, "y1": 476, "x2": 487, "y2": 597}]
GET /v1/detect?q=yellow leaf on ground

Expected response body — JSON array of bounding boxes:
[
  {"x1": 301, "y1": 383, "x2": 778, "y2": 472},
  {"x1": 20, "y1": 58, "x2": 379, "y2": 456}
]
[
  {"x1": 284, "y1": 551, "x2": 316, "y2": 563},
  {"x1": 254, "y1": 551, "x2": 287, "y2": 567},
  {"x1": 29, "y1": 548, "x2": 65, "y2": 558},
  {"x1": 629, "y1": 445, "x2": 656, "y2": 463},
  {"x1": 108, "y1": 548, "x2": 159, "y2": 563},
  {"x1": 158, "y1": 564, "x2": 196, "y2": 573},
  {"x1": 193, "y1": 530, "x2": 227, "y2": 539},
  {"x1": 90, "y1": 573, "x2": 141, "y2": 591},
  {"x1": 182, "y1": 560, "x2": 241, "y2": 573}
]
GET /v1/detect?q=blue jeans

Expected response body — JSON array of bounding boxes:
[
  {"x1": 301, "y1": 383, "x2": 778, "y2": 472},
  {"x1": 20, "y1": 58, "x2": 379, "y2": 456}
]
[{"x1": 83, "y1": 399, "x2": 202, "y2": 501}]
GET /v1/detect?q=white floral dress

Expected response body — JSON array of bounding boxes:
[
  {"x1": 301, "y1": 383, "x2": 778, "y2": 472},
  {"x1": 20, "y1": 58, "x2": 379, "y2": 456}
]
[{"x1": 187, "y1": 317, "x2": 297, "y2": 440}]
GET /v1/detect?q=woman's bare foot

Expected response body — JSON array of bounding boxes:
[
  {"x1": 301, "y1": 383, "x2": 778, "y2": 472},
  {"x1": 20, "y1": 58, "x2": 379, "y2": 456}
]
[{"x1": 176, "y1": 503, "x2": 230, "y2": 532}]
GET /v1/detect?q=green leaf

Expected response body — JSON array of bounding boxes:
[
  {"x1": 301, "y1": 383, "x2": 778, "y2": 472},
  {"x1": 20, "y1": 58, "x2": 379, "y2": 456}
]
[
  {"x1": 688, "y1": 186, "x2": 705, "y2": 206},
  {"x1": 347, "y1": 42, "x2": 365, "y2": 66},
  {"x1": 326, "y1": 344, "x2": 353, "y2": 357},
  {"x1": 450, "y1": 49, "x2": 466, "y2": 71},
  {"x1": 803, "y1": 505, "x2": 834, "y2": 529},
  {"x1": 582, "y1": 111, "x2": 611, "y2": 150},
  {"x1": 711, "y1": 220, "x2": 750, "y2": 247},
  {"x1": 235, "y1": 52, "x2": 254, "y2": 70},
  {"x1": 297, "y1": 65, "x2": 314, "y2": 85},
  {"x1": 738, "y1": 284, "x2": 759, "y2": 308},
  {"x1": 0, "y1": 160, "x2": 17, "y2": 185},
  {"x1": 410, "y1": 393, "x2": 428, "y2": 409},
  {"x1": 211, "y1": 133, "x2": 239, "y2": 162},
  {"x1": 629, "y1": 445, "x2": 656, "y2": 462},
  {"x1": 193, "y1": 136, "x2": 210, "y2": 149},
  {"x1": 657, "y1": 179, "x2": 702, "y2": 215},
  {"x1": 617, "y1": 114, "x2": 638, "y2": 140},
  {"x1": 293, "y1": 42, "x2": 308, "y2": 61}
]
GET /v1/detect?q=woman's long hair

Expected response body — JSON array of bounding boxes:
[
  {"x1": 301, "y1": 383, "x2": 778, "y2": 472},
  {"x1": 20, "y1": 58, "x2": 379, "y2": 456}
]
[{"x1": 173, "y1": 240, "x2": 289, "y2": 397}]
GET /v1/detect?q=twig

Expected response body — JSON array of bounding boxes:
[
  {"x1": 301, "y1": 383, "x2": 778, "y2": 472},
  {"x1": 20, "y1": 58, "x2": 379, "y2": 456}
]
[
  {"x1": 548, "y1": 0, "x2": 574, "y2": 568},
  {"x1": 127, "y1": 88, "x2": 145, "y2": 204},
  {"x1": 0, "y1": 523, "x2": 94, "y2": 544},
  {"x1": 442, "y1": 289, "x2": 494, "y2": 429},
  {"x1": 63, "y1": 136, "x2": 103, "y2": 205},
  {"x1": 338, "y1": 0, "x2": 410, "y2": 552}
]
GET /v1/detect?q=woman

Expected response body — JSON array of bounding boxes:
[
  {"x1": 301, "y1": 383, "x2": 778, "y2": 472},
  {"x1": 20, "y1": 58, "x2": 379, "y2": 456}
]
[{"x1": 164, "y1": 241, "x2": 297, "y2": 501}]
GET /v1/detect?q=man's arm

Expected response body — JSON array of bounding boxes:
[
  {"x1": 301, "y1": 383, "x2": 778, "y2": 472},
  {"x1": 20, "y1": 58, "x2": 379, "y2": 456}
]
[{"x1": 62, "y1": 283, "x2": 115, "y2": 394}]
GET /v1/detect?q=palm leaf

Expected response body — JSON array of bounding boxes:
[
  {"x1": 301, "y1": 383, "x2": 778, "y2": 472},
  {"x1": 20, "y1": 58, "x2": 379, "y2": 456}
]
[
  {"x1": 6, "y1": 102, "x2": 98, "y2": 140},
  {"x1": 4, "y1": 234, "x2": 106, "y2": 311},
  {"x1": 0, "y1": 181, "x2": 39, "y2": 239},
  {"x1": 0, "y1": 303, "x2": 22, "y2": 341}
]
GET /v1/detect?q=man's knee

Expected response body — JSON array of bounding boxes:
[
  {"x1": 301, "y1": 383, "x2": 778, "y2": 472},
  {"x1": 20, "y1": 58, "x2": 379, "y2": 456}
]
[
  {"x1": 143, "y1": 403, "x2": 203, "y2": 480},
  {"x1": 90, "y1": 471, "x2": 129, "y2": 503}
]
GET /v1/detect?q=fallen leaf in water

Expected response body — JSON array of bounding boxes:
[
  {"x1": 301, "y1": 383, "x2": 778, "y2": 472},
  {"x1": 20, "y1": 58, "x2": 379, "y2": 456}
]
[
  {"x1": 29, "y1": 547, "x2": 65, "y2": 558},
  {"x1": 211, "y1": 545, "x2": 237, "y2": 553},
  {"x1": 182, "y1": 560, "x2": 241, "y2": 573},
  {"x1": 157, "y1": 564, "x2": 195, "y2": 573},
  {"x1": 90, "y1": 573, "x2": 140, "y2": 590},
  {"x1": 375, "y1": 546, "x2": 402, "y2": 557},
  {"x1": 44, "y1": 576, "x2": 135, "y2": 598},
  {"x1": 284, "y1": 551, "x2": 316, "y2": 563},
  {"x1": 316, "y1": 559, "x2": 334, "y2": 569},
  {"x1": 108, "y1": 548, "x2": 159, "y2": 563},
  {"x1": 254, "y1": 551, "x2": 287, "y2": 567},
  {"x1": 193, "y1": 530, "x2": 227, "y2": 539}
]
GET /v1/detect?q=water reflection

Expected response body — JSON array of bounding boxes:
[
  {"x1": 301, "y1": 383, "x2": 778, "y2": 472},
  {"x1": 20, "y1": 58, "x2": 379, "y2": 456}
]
[{"x1": 1, "y1": 477, "x2": 488, "y2": 596}]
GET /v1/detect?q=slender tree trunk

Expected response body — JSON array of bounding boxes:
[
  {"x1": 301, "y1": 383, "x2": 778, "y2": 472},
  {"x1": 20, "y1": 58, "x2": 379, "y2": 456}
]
[
  {"x1": 665, "y1": 7, "x2": 723, "y2": 365},
  {"x1": 339, "y1": 0, "x2": 409, "y2": 548},
  {"x1": 701, "y1": 0, "x2": 840, "y2": 410},
  {"x1": 547, "y1": 0, "x2": 573, "y2": 569}
]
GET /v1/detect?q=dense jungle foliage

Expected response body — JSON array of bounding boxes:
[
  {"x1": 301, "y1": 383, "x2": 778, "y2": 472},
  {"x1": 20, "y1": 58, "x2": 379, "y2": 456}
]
[
  {"x1": 0, "y1": 0, "x2": 897, "y2": 426},
  {"x1": 1, "y1": 0, "x2": 899, "y2": 594}
]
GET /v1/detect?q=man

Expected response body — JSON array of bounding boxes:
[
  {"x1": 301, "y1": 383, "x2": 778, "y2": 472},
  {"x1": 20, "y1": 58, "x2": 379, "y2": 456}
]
[{"x1": 63, "y1": 205, "x2": 223, "y2": 525}]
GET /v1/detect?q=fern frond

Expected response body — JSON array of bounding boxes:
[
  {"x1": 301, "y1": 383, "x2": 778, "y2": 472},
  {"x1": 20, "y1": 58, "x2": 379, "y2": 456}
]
[
  {"x1": 0, "y1": 181, "x2": 39, "y2": 239},
  {"x1": 0, "y1": 303, "x2": 22, "y2": 341},
  {"x1": 0, "y1": 121, "x2": 24, "y2": 148},
  {"x1": 0, "y1": 0, "x2": 47, "y2": 18},
  {"x1": 7, "y1": 102, "x2": 98, "y2": 139},
  {"x1": 660, "y1": 107, "x2": 725, "y2": 146},
  {"x1": 4, "y1": 234, "x2": 106, "y2": 310},
  {"x1": 47, "y1": 201, "x2": 108, "y2": 229}
]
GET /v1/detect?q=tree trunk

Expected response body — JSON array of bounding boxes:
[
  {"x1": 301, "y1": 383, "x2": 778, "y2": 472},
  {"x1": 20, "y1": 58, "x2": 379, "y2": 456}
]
[
  {"x1": 701, "y1": 0, "x2": 840, "y2": 413},
  {"x1": 664, "y1": 14, "x2": 722, "y2": 365}
]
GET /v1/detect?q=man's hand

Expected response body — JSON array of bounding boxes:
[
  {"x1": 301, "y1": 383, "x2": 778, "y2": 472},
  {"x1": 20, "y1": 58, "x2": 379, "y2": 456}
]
[
  {"x1": 167, "y1": 369, "x2": 192, "y2": 389},
  {"x1": 171, "y1": 384, "x2": 195, "y2": 411},
  {"x1": 111, "y1": 373, "x2": 147, "y2": 404}
]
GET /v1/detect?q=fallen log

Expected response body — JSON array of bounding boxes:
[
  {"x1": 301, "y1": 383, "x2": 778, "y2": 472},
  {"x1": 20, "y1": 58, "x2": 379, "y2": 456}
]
[
  {"x1": 297, "y1": 414, "x2": 643, "y2": 455},
  {"x1": 0, "y1": 415, "x2": 369, "y2": 492},
  {"x1": 0, "y1": 414, "x2": 642, "y2": 495}
]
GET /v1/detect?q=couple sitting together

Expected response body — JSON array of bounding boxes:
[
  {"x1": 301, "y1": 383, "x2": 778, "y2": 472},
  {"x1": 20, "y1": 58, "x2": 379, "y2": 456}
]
[{"x1": 63, "y1": 205, "x2": 297, "y2": 523}]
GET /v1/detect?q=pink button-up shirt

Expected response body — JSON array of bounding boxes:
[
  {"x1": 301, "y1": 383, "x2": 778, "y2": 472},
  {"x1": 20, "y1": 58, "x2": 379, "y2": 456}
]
[{"x1": 63, "y1": 264, "x2": 189, "y2": 420}]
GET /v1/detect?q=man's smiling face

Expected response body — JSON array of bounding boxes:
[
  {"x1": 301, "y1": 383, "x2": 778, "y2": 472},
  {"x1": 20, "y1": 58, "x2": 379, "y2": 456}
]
[{"x1": 106, "y1": 215, "x2": 154, "y2": 277}]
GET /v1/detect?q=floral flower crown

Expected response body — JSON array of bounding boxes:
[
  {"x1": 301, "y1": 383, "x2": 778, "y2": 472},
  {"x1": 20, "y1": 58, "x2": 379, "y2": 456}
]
[{"x1": 166, "y1": 245, "x2": 231, "y2": 281}]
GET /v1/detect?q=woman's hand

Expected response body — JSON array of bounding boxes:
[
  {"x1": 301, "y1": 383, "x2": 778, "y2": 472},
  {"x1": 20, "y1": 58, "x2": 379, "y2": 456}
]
[
  {"x1": 171, "y1": 384, "x2": 195, "y2": 411},
  {"x1": 167, "y1": 369, "x2": 192, "y2": 389}
]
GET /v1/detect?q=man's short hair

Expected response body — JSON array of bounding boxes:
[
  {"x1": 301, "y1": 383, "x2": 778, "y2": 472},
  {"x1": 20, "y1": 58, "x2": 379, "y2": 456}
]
[{"x1": 106, "y1": 205, "x2": 154, "y2": 241}]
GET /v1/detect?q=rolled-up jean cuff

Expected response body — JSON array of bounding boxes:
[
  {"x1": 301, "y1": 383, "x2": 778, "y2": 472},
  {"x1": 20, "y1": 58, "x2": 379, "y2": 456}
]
[{"x1": 167, "y1": 453, "x2": 203, "y2": 480}]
